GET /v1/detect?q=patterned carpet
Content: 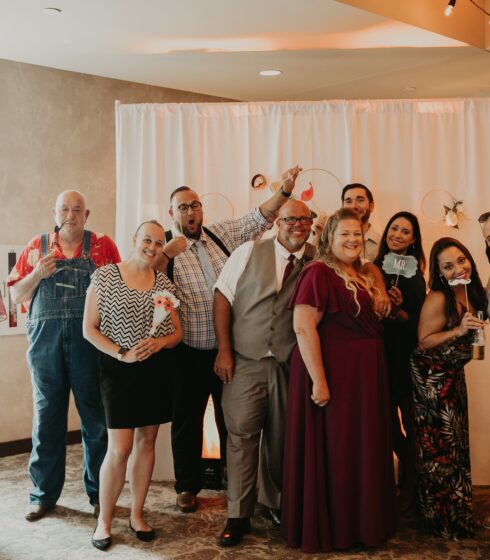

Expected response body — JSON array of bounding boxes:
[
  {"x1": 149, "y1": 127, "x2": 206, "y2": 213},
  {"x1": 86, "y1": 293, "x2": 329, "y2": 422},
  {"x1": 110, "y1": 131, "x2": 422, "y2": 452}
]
[{"x1": 0, "y1": 445, "x2": 489, "y2": 560}]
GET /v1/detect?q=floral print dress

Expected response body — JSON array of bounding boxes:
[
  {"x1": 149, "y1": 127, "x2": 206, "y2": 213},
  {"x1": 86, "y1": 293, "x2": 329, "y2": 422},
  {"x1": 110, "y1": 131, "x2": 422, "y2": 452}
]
[{"x1": 410, "y1": 333, "x2": 474, "y2": 539}]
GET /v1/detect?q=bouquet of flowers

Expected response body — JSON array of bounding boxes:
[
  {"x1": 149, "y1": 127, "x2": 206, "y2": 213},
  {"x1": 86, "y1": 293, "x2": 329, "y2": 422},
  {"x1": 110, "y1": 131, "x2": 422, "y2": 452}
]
[{"x1": 149, "y1": 290, "x2": 180, "y2": 336}]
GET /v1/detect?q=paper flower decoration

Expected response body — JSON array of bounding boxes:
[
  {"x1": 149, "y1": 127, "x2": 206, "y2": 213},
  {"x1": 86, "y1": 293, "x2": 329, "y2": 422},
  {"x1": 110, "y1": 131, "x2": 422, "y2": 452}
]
[
  {"x1": 149, "y1": 290, "x2": 180, "y2": 336},
  {"x1": 444, "y1": 199, "x2": 464, "y2": 228}
]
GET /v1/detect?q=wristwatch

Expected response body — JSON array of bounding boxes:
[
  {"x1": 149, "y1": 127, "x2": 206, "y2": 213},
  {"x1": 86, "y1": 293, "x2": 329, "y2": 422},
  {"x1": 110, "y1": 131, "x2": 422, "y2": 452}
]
[
  {"x1": 117, "y1": 347, "x2": 128, "y2": 361},
  {"x1": 280, "y1": 185, "x2": 292, "y2": 198}
]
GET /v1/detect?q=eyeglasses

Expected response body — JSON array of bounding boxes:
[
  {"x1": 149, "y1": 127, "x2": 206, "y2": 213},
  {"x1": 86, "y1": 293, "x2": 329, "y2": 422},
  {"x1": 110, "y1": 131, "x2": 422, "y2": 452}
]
[
  {"x1": 279, "y1": 216, "x2": 313, "y2": 225},
  {"x1": 478, "y1": 212, "x2": 490, "y2": 224},
  {"x1": 176, "y1": 201, "x2": 203, "y2": 215}
]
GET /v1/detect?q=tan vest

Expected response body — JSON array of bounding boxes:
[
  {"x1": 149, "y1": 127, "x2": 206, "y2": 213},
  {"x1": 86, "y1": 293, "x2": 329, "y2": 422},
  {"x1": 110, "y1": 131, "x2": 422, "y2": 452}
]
[{"x1": 231, "y1": 238, "x2": 315, "y2": 362}]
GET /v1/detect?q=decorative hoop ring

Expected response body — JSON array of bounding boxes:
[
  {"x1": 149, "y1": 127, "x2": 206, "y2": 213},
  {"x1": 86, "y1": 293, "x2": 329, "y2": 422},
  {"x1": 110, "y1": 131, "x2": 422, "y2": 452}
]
[
  {"x1": 251, "y1": 174, "x2": 267, "y2": 189},
  {"x1": 201, "y1": 192, "x2": 235, "y2": 218},
  {"x1": 420, "y1": 188, "x2": 459, "y2": 226},
  {"x1": 296, "y1": 167, "x2": 343, "y2": 213}
]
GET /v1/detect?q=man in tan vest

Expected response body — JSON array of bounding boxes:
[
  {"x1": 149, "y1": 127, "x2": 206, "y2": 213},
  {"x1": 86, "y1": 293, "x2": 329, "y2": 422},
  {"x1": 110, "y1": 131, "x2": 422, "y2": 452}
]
[{"x1": 213, "y1": 199, "x2": 315, "y2": 547}]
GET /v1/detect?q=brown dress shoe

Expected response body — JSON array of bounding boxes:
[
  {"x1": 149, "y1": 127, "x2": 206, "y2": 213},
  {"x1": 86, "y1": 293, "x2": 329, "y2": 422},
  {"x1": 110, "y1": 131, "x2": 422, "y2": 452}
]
[
  {"x1": 176, "y1": 491, "x2": 198, "y2": 513},
  {"x1": 25, "y1": 504, "x2": 54, "y2": 521}
]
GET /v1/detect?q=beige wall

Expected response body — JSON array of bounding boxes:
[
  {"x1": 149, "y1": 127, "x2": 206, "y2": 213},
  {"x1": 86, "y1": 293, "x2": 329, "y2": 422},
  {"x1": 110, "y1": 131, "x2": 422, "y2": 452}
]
[{"x1": 0, "y1": 58, "x2": 230, "y2": 443}]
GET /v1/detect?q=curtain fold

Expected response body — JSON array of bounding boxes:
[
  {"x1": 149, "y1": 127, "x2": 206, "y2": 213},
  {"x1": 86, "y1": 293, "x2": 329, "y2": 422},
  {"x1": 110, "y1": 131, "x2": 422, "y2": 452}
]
[
  {"x1": 115, "y1": 99, "x2": 490, "y2": 261},
  {"x1": 115, "y1": 97, "x2": 490, "y2": 485}
]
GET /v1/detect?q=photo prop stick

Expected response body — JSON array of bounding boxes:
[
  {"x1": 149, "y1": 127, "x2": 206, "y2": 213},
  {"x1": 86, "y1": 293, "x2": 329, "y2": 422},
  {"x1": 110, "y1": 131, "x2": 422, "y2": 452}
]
[
  {"x1": 448, "y1": 277, "x2": 471, "y2": 311},
  {"x1": 382, "y1": 253, "x2": 418, "y2": 288},
  {"x1": 149, "y1": 290, "x2": 180, "y2": 336}
]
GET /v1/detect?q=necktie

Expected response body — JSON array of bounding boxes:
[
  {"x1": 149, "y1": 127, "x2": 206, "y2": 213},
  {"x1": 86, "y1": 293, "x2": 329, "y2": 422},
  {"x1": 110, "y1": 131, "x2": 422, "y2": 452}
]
[
  {"x1": 282, "y1": 254, "x2": 296, "y2": 287},
  {"x1": 195, "y1": 240, "x2": 218, "y2": 292}
]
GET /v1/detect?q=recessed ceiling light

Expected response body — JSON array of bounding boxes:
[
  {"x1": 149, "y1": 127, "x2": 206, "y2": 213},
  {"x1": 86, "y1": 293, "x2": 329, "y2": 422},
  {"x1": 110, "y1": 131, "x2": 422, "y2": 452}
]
[
  {"x1": 259, "y1": 69, "x2": 282, "y2": 77},
  {"x1": 43, "y1": 7, "x2": 62, "y2": 15}
]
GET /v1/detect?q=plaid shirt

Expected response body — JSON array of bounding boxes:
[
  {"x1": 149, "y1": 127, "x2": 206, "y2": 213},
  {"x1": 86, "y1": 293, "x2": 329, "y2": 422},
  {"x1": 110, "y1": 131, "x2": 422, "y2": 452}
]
[{"x1": 172, "y1": 208, "x2": 271, "y2": 349}]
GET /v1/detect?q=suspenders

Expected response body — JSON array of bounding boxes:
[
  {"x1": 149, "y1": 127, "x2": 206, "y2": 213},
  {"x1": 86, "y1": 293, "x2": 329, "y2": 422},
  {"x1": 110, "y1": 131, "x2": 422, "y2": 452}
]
[{"x1": 164, "y1": 227, "x2": 231, "y2": 282}]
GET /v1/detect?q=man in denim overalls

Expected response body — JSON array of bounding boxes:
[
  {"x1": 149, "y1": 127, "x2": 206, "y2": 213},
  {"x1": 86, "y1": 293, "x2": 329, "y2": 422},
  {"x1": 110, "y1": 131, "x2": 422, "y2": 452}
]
[{"x1": 8, "y1": 191, "x2": 120, "y2": 521}]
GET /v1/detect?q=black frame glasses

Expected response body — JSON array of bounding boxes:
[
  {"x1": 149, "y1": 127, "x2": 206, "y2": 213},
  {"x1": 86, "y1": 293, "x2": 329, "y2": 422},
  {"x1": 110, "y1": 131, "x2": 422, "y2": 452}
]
[
  {"x1": 176, "y1": 201, "x2": 203, "y2": 215},
  {"x1": 279, "y1": 216, "x2": 313, "y2": 225}
]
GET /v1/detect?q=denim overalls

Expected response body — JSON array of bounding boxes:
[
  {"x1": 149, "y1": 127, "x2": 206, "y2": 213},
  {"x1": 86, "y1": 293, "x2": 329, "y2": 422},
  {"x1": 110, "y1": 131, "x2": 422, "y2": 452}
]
[{"x1": 26, "y1": 230, "x2": 107, "y2": 506}]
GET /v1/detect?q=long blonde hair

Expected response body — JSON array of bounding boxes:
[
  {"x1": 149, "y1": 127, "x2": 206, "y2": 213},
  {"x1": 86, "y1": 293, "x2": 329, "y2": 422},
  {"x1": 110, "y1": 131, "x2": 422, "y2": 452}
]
[{"x1": 316, "y1": 208, "x2": 375, "y2": 315}]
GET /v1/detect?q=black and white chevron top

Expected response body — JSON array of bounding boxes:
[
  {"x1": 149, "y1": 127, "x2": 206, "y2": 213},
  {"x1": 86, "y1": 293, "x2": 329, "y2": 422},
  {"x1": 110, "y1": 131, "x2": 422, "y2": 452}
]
[{"x1": 92, "y1": 264, "x2": 175, "y2": 348}]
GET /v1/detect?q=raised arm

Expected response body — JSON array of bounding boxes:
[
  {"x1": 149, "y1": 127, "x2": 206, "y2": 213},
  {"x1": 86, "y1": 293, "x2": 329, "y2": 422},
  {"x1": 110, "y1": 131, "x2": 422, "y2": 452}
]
[
  {"x1": 258, "y1": 165, "x2": 302, "y2": 223},
  {"x1": 213, "y1": 289, "x2": 234, "y2": 384},
  {"x1": 293, "y1": 303, "x2": 330, "y2": 407},
  {"x1": 154, "y1": 236, "x2": 187, "y2": 274}
]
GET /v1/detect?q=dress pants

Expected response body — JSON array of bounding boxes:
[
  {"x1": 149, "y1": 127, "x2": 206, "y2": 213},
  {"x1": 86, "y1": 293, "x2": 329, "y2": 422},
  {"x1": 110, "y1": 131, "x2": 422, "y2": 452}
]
[
  {"x1": 222, "y1": 353, "x2": 289, "y2": 518},
  {"x1": 171, "y1": 344, "x2": 227, "y2": 494}
]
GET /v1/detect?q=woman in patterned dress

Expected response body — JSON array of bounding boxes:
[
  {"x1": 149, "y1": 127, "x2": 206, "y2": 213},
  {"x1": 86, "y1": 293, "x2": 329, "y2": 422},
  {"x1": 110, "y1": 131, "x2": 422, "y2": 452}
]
[
  {"x1": 83, "y1": 220, "x2": 182, "y2": 549},
  {"x1": 410, "y1": 237, "x2": 487, "y2": 539}
]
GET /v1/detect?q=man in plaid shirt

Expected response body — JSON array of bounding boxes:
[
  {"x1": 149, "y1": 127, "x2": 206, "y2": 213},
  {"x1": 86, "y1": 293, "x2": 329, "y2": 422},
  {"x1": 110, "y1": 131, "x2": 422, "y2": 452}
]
[{"x1": 159, "y1": 166, "x2": 302, "y2": 513}]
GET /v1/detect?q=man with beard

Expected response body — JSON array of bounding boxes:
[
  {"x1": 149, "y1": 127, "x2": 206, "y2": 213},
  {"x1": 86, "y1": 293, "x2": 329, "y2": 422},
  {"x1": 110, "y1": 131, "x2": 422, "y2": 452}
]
[
  {"x1": 158, "y1": 167, "x2": 302, "y2": 514},
  {"x1": 341, "y1": 183, "x2": 380, "y2": 262},
  {"x1": 213, "y1": 200, "x2": 315, "y2": 546}
]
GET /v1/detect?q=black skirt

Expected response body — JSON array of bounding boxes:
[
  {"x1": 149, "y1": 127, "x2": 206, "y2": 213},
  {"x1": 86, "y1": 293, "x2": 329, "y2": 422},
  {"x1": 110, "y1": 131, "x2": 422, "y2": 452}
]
[{"x1": 99, "y1": 349, "x2": 174, "y2": 429}]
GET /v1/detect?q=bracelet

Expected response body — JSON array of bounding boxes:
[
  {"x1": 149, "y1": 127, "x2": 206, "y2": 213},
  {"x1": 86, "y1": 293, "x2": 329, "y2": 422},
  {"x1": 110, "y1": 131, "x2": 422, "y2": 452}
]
[
  {"x1": 280, "y1": 185, "x2": 292, "y2": 198},
  {"x1": 449, "y1": 327, "x2": 460, "y2": 341},
  {"x1": 162, "y1": 250, "x2": 171, "y2": 260}
]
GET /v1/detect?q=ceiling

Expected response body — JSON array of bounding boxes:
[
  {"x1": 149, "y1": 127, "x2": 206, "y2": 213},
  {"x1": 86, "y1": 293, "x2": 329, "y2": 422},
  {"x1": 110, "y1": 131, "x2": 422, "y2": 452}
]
[{"x1": 0, "y1": 0, "x2": 489, "y2": 101}]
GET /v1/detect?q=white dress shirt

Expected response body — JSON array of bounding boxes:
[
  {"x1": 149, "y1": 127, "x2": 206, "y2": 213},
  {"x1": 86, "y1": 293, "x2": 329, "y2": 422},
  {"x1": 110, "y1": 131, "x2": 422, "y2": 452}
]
[{"x1": 215, "y1": 238, "x2": 306, "y2": 306}]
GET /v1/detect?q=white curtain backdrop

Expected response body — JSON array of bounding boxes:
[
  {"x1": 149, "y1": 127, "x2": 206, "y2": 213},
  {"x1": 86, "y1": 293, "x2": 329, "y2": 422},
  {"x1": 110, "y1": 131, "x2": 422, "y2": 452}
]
[{"x1": 115, "y1": 98, "x2": 490, "y2": 483}]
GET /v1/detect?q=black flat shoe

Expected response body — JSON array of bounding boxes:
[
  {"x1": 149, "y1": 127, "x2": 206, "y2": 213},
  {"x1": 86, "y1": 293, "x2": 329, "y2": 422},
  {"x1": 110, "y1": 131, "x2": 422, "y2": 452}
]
[
  {"x1": 92, "y1": 529, "x2": 112, "y2": 550},
  {"x1": 219, "y1": 517, "x2": 251, "y2": 547},
  {"x1": 129, "y1": 521, "x2": 155, "y2": 542}
]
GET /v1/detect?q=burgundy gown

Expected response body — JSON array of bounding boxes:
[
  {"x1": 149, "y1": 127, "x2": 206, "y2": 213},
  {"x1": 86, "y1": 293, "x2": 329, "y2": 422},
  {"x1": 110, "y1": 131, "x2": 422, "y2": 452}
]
[{"x1": 281, "y1": 261, "x2": 397, "y2": 553}]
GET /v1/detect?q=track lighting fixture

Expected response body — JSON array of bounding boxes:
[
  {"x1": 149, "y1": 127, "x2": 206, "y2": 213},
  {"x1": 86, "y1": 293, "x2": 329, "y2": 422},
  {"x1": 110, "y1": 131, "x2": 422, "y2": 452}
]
[{"x1": 444, "y1": 0, "x2": 456, "y2": 17}]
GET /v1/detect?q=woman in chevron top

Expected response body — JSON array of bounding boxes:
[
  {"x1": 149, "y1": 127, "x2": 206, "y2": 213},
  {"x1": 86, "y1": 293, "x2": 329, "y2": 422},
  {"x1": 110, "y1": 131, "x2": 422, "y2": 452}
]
[{"x1": 83, "y1": 220, "x2": 182, "y2": 550}]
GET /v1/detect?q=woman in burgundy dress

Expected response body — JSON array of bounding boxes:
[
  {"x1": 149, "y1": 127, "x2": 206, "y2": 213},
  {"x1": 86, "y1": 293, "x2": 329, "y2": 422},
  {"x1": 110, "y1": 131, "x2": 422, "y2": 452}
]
[{"x1": 281, "y1": 208, "x2": 397, "y2": 553}]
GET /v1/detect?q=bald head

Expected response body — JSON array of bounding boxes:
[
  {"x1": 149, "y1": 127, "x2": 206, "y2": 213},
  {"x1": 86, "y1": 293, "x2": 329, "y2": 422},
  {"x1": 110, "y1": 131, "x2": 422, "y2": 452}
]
[
  {"x1": 53, "y1": 190, "x2": 89, "y2": 240},
  {"x1": 278, "y1": 199, "x2": 310, "y2": 220},
  {"x1": 276, "y1": 199, "x2": 312, "y2": 253},
  {"x1": 55, "y1": 190, "x2": 87, "y2": 210}
]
